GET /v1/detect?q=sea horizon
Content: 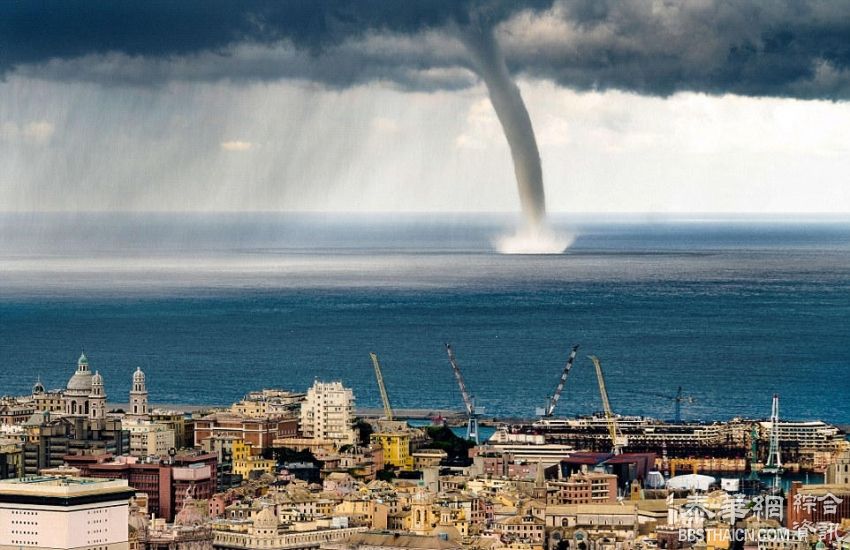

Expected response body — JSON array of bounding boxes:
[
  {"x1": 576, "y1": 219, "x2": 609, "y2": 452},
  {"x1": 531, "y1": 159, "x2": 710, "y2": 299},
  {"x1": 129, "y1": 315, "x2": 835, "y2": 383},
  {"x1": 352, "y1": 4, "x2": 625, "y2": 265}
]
[{"x1": 1, "y1": 213, "x2": 848, "y2": 425}]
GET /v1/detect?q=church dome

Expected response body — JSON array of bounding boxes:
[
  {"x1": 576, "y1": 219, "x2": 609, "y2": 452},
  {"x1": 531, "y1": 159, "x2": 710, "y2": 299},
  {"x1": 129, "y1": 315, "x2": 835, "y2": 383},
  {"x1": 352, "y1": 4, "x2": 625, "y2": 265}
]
[
  {"x1": 127, "y1": 502, "x2": 148, "y2": 533},
  {"x1": 92, "y1": 371, "x2": 104, "y2": 385},
  {"x1": 175, "y1": 503, "x2": 205, "y2": 527},
  {"x1": 133, "y1": 367, "x2": 145, "y2": 383},
  {"x1": 253, "y1": 506, "x2": 277, "y2": 530},
  {"x1": 32, "y1": 378, "x2": 45, "y2": 395},
  {"x1": 67, "y1": 354, "x2": 93, "y2": 393},
  {"x1": 67, "y1": 373, "x2": 92, "y2": 392}
]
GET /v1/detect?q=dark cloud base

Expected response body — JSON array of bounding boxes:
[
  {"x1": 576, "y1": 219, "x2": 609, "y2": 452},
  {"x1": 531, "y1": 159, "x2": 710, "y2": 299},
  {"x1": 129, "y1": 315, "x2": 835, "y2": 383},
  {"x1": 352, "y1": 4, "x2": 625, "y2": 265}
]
[{"x1": 4, "y1": 0, "x2": 850, "y2": 100}]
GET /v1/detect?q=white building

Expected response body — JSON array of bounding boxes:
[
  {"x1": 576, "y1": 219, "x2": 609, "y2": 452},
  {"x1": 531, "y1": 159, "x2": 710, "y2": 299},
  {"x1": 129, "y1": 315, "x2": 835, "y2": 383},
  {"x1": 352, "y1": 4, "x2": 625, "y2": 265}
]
[
  {"x1": 299, "y1": 381, "x2": 357, "y2": 447},
  {"x1": 0, "y1": 475, "x2": 135, "y2": 550},
  {"x1": 211, "y1": 506, "x2": 366, "y2": 550},
  {"x1": 126, "y1": 420, "x2": 176, "y2": 458}
]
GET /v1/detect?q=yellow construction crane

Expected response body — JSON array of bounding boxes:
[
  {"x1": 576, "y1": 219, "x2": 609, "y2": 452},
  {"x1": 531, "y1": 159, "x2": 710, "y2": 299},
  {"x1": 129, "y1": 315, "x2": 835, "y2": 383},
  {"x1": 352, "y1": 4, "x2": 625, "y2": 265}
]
[
  {"x1": 370, "y1": 352, "x2": 394, "y2": 421},
  {"x1": 589, "y1": 355, "x2": 627, "y2": 454}
]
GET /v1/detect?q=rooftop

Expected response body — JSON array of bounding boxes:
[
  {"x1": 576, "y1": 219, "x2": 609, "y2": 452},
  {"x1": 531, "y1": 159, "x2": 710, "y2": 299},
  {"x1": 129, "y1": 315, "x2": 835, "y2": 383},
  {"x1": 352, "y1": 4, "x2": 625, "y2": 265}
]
[
  {"x1": 0, "y1": 475, "x2": 132, "y2": 498},
  {"x1": 200, "y1": 411, "x2": 294, "y2": 423},
  {"x1": 546, "y1": 503, "x2": 639, "y2": 515},
  {"x1": 338, "y1": 532, "x2": 462, "y2": 549}
]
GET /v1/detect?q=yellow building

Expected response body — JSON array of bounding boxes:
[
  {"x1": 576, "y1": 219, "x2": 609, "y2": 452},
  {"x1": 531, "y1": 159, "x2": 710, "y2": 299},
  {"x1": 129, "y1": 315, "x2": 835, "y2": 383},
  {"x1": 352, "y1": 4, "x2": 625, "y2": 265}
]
[
  {"x1": 230, "y1": 389, "x2": 305, "y2": 419},
  {"x1": 334, "y1": 498, "x2": 390, "y2": 529},
  {"x1": 232, "y1": 439, "x2": 251, "y2": 462},
  {"x1": 232, "y1": 440, "x2": 276, "y2": 478},
  {"x1": 403, "y1": 490, "x2": 468, "y2": 541},
  {"x1": 230, "y1": 400, "x2": 267, "y2": 419},
  {"x1": 370, "y1": 429, "x2": 413, "y2": 470},
  {"x1": 30, "y1": 381, "x2": 65, "y2": 413}
]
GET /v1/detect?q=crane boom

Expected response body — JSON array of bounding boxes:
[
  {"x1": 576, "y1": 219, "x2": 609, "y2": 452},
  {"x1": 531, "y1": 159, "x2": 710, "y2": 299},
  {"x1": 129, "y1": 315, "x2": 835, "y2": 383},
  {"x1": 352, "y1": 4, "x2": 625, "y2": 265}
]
[
  {"x1": 629, "y1": 386, "x2": 694, "y2": 422},
  {"x1": 445, "y1": 344, "x2": 474, "y2": 415},
  {"x1": 763, "y1": 393, "x2": 783, "y2": 484},
  {"x1": 589, "y1": 355, "x2": 624, "y2": 454},
  {"x1": 544, "y1": 344, "x2": 579, "y2": 416},
  {"x1": 370, "y1": 352, "x2": 394, "y2": 421},
  {"x1": 445, "y1": 343, "x2": 480, "y2": 443}
]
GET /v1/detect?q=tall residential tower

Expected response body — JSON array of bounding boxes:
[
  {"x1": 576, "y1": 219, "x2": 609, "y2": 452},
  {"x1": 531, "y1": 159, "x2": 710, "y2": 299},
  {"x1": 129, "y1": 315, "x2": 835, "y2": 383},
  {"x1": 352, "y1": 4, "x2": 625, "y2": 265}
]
[{"x1": 299, "y1": 380, "x2": 357, "y2": 447}]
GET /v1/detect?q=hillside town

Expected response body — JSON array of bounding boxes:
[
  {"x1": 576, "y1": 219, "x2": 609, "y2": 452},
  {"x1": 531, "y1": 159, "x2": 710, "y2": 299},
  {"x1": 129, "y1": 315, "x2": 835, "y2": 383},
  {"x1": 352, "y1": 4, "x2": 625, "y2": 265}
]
[{"x1": 0, "y1": 353, "x2": 849, "y2": 550}]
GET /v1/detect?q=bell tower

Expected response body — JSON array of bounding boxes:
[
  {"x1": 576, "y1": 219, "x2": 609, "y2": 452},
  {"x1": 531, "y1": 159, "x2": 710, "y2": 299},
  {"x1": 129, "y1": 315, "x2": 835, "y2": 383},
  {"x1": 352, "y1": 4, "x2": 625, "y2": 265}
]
[
  {"x1": 532, "y1": 460, "x2": 548, "y2": 501},
  {"x1": 89, "y1": 371, "x2": 107, "y2": 422},
  {"x1": 409, "y1": 489, "x2": 433, "y2": 535},
  {"x1": 128, "y1": 367, "x2": 149, "y2": 420}
]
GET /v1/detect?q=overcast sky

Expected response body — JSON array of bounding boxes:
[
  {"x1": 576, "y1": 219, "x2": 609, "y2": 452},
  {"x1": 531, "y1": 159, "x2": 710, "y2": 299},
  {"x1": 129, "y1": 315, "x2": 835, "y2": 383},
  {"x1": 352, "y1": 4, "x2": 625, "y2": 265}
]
[{"x1": 3, "y1": 0, "x2": 850, "y2": 214}]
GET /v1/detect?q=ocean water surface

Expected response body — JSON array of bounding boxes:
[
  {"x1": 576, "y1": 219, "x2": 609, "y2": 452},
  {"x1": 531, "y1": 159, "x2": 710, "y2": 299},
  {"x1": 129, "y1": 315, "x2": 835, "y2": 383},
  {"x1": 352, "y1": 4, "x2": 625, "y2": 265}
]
[{"x1": 1, "y1": 213, "x2": 848, "y2": 423}]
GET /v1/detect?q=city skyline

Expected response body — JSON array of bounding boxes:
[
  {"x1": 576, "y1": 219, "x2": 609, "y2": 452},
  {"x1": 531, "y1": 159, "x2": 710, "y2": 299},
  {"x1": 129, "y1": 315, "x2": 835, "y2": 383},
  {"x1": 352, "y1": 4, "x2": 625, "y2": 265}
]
[{"x1": 1, "y1": 4, "x2": 849, "y2": 549}]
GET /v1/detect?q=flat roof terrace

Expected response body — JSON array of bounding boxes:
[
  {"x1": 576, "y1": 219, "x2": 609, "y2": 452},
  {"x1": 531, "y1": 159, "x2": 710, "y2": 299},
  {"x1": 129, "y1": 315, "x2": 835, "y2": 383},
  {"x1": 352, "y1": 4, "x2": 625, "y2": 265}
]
[{"x1": 0, "y1": 475, "x2": 135, "y2": 505}]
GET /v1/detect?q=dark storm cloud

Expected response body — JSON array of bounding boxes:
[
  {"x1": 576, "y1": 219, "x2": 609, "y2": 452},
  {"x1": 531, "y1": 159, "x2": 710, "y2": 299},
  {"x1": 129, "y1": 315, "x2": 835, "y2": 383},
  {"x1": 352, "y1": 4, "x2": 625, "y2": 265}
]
[
  {"x1": 0, "y1": 0, "x2": 464, "y2": 62},
  {"x1": 4, "y1": 0, "x2": 850, "y2": 99},
  {"x1": 0, "y1": 0, "x2": 526, "y2": 89},
  {"x1": 506, "y1": 0, "x2": 850, "y2": 99}
]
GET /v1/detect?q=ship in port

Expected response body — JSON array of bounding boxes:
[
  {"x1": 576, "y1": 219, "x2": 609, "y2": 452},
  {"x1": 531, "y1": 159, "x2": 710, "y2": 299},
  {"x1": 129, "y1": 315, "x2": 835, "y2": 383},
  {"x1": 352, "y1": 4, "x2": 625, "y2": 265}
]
[
  {"x1": 489, "y1": 413, "x2": 846, "y2": 473},
  {"x1": 467, "y1": 346, "x2": 847, "y2": 474}
]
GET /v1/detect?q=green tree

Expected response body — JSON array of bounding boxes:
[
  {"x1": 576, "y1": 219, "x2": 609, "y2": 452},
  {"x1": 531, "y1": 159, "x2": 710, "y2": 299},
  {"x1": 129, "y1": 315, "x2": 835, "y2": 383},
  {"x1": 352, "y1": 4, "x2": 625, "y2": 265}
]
[
  {"x1": 356, "y1": 419, "x2": 373, "y2": 447},
  {"x1": 424, "y1": 425, "x2": 474, "y2": 465}
]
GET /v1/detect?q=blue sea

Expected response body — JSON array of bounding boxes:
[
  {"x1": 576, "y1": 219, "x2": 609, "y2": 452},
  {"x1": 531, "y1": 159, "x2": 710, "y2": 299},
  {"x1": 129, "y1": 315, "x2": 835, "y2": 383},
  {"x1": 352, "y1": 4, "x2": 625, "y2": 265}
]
[{"x1": 1, "y1": 213, "x2": 848, "y2": 424}]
